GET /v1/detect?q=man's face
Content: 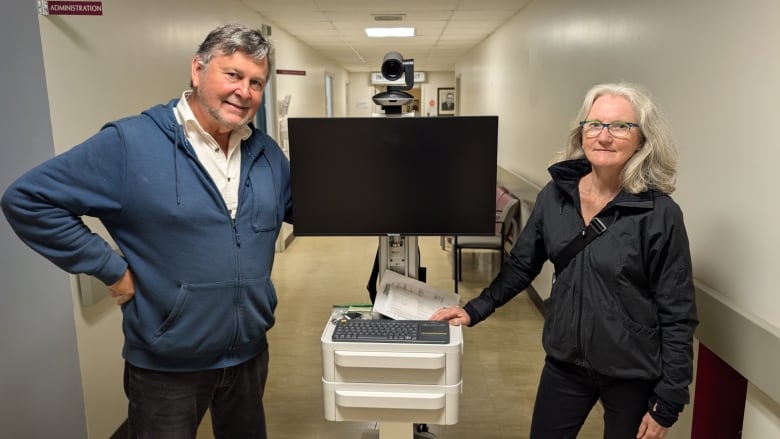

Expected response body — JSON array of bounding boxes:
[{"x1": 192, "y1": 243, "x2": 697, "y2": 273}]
[{"x1": 190, "y1": 51, "x2": 268, "y2": 136}]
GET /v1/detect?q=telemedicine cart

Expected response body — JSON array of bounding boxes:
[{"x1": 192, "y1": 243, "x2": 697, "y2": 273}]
[{"x1": 321, "y1": 312, "x2": 463, "y2": 439}]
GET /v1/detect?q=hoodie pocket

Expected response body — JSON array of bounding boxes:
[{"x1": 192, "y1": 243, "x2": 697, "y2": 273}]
[
  {"x1": 152, "y1": 280, "x2": 237, "y2": 355},
  {"x1": 234, "y1": 277, "x2": 277, "y2": 347}
]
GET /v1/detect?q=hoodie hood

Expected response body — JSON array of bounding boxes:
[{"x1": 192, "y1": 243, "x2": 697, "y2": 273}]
[{"x1": 136, "y1": 98, "x2": 266, "y2": 205}]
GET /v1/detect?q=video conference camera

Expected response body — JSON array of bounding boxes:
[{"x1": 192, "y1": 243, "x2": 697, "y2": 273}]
[
  {"x1": 380, "y1": 51, "x2": 412, "y2": 83},
  {"x1": 372, "y1": 51, "x2": 415, "y2": 113}
]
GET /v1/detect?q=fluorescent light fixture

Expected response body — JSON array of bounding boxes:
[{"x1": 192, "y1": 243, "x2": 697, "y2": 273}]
[{"x1": 365, "y1": 27, "x2": 415, "y2": 38}]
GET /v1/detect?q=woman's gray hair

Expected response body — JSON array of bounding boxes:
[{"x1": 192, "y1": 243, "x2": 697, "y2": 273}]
[
  {"x1": 554, "y1": 82, "x2": 678, "y2": 194},
  {"x1": 195, "y1": 22, "x2": 274, "y2": 74}
]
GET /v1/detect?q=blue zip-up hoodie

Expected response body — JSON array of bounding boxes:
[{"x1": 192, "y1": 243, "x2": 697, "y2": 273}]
[{"x1": 1, "y1": 98, "x2": 293, "y2": 371}]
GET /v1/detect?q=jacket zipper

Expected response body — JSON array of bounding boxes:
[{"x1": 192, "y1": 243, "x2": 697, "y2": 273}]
[
  {"x1": 227, "y1": 147, "x2": 259, "y2": 353},
  {"x1": 573, "y1": 207, "x2": 610, "y2": 367},
  {"x1": 228, "y1": 216, "x2": 240, "y2": 355},
  {"x1": 575, "y1": 253, "x2": 585, "y2": 365},
  {"x1": 572, "y1": 202, "x2": 589, "y2": 366}
]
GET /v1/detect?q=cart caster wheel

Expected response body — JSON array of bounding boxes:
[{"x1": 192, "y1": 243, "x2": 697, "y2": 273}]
[{"x1": 414, "y1": 423, "x2": 437, "y2": 438}]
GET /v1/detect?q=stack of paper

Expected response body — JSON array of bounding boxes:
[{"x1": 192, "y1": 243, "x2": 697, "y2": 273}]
[{"x1": 372, "y1": 270, "x2": 460, "y2": 320}]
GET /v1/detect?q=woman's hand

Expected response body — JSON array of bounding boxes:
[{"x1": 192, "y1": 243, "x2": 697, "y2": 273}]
[
  {"x1": 429, "y1": 306, "x2": 471, "y2": 326},
  {"x1": 636, "y1": 412, "x2": 668, "y2": 439},
  {"x1": 108, "y1": 269, "x2": 135, "y2": 306}
]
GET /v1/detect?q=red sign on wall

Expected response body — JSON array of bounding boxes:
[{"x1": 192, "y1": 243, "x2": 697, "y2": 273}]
[
  {"x1": 276, "y1": 69, "x2": 306, "y2": 76},
  {"x1": 44, "y1": 1, "x2": 103, "y2": 16}
]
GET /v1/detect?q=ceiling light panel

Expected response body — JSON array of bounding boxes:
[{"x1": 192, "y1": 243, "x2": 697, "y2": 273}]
[{"x1": 365, "y1": 27, "x2": 415, "y2": 37}]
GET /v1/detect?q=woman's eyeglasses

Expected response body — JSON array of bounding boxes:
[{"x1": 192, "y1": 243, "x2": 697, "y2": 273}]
[{"x1": 579, "y1": 120, "x2": 640, "y2": 138}]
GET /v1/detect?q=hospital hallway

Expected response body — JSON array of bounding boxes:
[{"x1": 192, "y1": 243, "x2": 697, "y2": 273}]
[{"x1": 196, "y1": 235, "x2": 603, "y2": 439}]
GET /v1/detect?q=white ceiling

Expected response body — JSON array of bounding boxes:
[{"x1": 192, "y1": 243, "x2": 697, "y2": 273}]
[{"x1": 240, "y1": 0, "x2": 532, "y2": 73}]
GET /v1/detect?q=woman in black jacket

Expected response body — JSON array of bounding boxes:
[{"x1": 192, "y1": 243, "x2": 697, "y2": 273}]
[{"x1": 431, "y1": 82, "x2": 698, "y2": 439}]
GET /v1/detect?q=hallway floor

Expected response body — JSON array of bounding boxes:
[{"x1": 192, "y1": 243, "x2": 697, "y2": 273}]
[{"x1": 197, "y1": 235, "x2": 603, "y2": 438}]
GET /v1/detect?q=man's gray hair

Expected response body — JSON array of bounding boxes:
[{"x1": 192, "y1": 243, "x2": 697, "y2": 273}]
[{"x1": 195, "y1": 23, "x2": 274, "y2": 73}]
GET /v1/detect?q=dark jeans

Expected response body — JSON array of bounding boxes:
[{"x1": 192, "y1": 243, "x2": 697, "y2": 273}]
[
  {"x1": 124, "y1": 350, "x2": 269, "y2": 439},
  {"x1": 530, "y1": 356, "x2": 656, "y2": 439}
]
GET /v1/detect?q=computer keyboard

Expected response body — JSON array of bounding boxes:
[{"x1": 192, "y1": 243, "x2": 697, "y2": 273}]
[{"x1": 332, "y1": 319, "x2": 450, "y2": 344}]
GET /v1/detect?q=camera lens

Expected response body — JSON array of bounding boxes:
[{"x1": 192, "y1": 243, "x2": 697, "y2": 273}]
[
  {"x1": 381, "y1": 52, "x2": 404, "y2": 80},
  {"x1": 382, "y1": 60, "x2": 402, "y2": 79}
]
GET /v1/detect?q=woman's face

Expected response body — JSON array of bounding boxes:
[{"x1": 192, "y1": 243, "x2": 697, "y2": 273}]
[{"x1": 581, "y1": 95, "x2": 643, "y2": 173}]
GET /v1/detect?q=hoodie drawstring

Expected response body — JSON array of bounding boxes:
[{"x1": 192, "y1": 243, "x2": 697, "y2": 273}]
[{"x1": 173, "y1": 123, "x2": 181, "y2": 205}]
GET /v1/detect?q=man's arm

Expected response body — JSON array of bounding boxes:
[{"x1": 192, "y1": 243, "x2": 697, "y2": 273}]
[{"x1": 1, "y1": 126, "x2": 129, "y2": 285}]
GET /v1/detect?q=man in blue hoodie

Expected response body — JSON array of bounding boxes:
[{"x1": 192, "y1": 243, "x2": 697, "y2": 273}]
[{"x1": 1, "y1": 23, "x2": 292, "y2": 438}]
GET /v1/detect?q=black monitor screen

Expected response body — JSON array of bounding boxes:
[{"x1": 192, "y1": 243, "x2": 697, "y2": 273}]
[{"x1": 288, "y1": 116, "x2": 498, "y2": 236}]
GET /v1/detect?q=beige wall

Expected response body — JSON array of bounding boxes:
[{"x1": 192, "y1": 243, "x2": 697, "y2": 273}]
[
  {"x1": 37, "y1": 1, "x2": 345, "y2": 437},
  {"x1": 743, "y1": 383, "x2": 780, "y2": 437},
  {"x1": 456, "y1": 0, "x2": 780, "y2": 436}
]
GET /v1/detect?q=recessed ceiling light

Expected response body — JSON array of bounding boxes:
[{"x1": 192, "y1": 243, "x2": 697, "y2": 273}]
[{"x1": 365, "y1": 27, "x2": 415, "y2": 38}]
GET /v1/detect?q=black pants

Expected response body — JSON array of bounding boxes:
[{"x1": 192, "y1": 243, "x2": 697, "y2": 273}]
[
  {"x1": 124, "y1": 350, "x2": 269, "y2": 439},
  {"x1": 530, "y1": 356, "x2": 656, "y2": 439}
]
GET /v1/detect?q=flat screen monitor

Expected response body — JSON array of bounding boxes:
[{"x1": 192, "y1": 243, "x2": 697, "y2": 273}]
[{"x1": 287, "y1": 116, "x2": 498, "y2": 236}]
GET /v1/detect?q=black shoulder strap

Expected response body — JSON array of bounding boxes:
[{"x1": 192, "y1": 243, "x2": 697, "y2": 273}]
[{"x1": 552, "y1": 216, "x2": 608, "y2": 275}]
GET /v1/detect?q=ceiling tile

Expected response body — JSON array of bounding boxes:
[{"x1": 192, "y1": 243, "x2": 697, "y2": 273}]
[{"x1": 241, "y1": 0, "x2": 531, "y2": 72}]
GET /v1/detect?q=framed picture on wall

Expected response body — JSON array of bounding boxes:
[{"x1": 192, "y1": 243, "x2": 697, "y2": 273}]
[{"x1": 437, "y1": 88, "x2": 456, "y2": 116}]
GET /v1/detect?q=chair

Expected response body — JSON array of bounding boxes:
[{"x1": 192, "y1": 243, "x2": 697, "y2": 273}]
[
  {"x1": 441, "y1": 185, "x2": 513, "y2": 250},
  {"x1": 453, "y1": 196, "x2": 520, "y2": 293}
]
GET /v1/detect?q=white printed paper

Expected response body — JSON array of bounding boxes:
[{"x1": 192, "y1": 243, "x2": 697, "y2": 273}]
[{"x1": 372, "y1": 270, "x2": 460, "y2": 320}]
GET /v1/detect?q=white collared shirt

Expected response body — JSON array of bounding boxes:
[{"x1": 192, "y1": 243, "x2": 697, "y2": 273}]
[{"x1": 174, "y1": 90, "x2": 251, "y2": 219}]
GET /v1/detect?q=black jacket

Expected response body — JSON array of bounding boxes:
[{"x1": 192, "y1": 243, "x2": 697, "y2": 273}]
[{"x1": 464, "y1": 159, "x2": 698, "y2": 411}]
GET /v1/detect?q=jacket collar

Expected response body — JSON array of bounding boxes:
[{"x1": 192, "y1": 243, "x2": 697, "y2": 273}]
[
  {"x1": 548, "y1": 158, "x2": 657, "y2": 210},
  {"x1": 142, "y1": 98, "x2": 265, "y2": 158}
]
